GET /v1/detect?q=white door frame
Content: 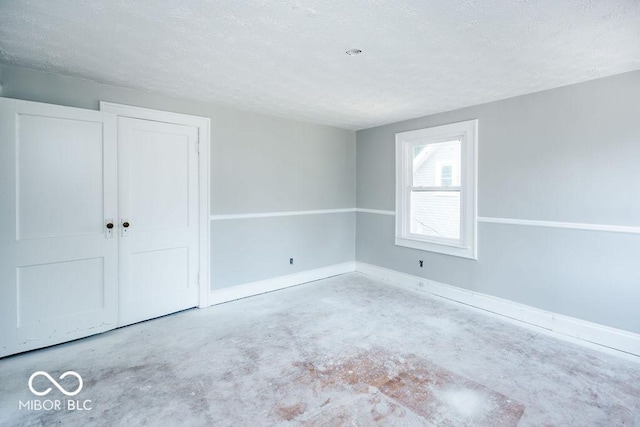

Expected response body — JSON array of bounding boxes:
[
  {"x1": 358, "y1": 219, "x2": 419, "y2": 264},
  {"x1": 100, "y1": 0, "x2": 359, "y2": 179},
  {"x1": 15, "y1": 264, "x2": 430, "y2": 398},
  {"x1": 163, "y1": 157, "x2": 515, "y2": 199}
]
[{"x1": 100, "y1": 102, "x2": 211, "y2": 308}]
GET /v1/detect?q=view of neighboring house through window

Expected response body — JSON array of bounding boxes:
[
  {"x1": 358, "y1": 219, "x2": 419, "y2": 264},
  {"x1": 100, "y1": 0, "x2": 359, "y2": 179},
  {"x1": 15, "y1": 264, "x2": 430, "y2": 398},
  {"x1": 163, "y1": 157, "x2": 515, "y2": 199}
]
[{"x1": 395, "y1": 120, "x2": 477, "y2": 259}]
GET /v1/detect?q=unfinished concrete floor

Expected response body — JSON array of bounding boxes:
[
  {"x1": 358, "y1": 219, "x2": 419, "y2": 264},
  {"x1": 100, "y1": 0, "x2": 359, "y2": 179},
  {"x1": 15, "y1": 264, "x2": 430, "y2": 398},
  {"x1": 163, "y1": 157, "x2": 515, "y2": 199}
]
[{"x1": 1, "y1": 273, "x2": 639, "y2": 426}]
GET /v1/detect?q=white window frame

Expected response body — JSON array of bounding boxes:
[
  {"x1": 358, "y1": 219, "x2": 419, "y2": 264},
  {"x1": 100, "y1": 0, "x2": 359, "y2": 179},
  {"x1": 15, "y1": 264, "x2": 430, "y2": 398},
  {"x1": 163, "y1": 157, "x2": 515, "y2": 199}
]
[{"x1": 395, "y1": 119, "x2": 478, "y2": 259}]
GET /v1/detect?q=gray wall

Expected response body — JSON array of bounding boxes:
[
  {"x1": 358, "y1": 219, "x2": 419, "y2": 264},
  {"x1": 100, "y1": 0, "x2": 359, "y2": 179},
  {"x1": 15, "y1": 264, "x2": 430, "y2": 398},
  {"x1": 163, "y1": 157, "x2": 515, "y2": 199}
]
[
  {"x1": 3, "y1": 63, "x2": 638, "y2": 335},
  {"x1": 356, "y1": 71, "x2": 640, "y2": 334},
  {"x1": 0, "y1": 65, "x2": 356, "y2": 291}
]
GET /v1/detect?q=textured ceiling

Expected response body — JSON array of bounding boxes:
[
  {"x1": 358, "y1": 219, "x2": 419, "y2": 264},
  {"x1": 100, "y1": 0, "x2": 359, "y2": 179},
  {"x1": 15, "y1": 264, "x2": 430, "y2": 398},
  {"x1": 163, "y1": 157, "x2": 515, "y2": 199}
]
[{"x1": 1, "y1": 0, "x2": 639, "y2": 130}]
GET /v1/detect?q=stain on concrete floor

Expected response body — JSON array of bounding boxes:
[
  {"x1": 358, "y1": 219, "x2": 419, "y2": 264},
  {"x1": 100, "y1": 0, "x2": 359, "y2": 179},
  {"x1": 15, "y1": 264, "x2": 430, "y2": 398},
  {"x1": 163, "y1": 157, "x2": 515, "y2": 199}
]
[{"x1": 276, "y1": 348, "x2": 524, "y2": 425}]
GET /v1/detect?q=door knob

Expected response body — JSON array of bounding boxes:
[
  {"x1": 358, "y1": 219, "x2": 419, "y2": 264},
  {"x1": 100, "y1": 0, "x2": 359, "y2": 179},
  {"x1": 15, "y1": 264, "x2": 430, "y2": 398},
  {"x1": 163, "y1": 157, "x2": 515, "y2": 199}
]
[
  {"x1": 105, "y1": 219, "x2": 115, "y2": 238},
  {"x1": 120, "y1": 219, "x2": 130, "y2": 237}
]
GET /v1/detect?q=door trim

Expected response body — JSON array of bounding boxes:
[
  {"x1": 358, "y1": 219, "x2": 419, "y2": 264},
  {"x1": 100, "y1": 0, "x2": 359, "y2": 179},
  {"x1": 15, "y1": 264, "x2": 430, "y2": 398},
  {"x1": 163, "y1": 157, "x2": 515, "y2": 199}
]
[{"x1": 100, "y1": 102, "x2": 211, "y2": 308}]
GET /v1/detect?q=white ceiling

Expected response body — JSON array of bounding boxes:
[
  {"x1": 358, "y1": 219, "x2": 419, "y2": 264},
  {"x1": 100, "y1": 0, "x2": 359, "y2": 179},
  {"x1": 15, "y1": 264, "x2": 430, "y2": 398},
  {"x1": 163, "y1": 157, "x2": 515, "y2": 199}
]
[{"x1": 1, "y1": 1, "x2": 639, "y2": 130}]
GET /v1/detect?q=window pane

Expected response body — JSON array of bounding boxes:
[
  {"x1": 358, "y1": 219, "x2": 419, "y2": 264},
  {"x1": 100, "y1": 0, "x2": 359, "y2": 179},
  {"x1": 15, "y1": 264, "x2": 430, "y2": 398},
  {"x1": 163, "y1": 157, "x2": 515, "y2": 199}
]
[
  {"x1": 440, "y1": 165, "x2": 452, "y2": 186},
  {"x1": 410, "y1": 191, "x2": 460, "y2": 240},
  {"x1": 412, "y1": 140, "x2": 461, "y2": 187}
]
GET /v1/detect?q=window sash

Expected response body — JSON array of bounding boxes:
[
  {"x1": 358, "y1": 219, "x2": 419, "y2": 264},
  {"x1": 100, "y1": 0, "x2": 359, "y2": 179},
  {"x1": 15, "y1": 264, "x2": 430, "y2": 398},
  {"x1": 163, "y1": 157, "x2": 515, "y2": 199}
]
[
  {"x1": 406, "y1": 187, "x2": 463, "y2": 246},
  {"x1": 405, "y1": 138, "x2": 465, "y2": 245},
  {"x1": 410, "y1": 186, "x2": 461, "y2": 192}
]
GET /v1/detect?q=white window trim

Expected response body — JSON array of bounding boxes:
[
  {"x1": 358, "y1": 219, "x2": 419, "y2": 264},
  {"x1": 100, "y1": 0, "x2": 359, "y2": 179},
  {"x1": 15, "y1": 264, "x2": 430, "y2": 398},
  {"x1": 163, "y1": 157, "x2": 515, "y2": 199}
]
[{"x1": 395, "y1": 119, "x2": 478, "y2": 259}]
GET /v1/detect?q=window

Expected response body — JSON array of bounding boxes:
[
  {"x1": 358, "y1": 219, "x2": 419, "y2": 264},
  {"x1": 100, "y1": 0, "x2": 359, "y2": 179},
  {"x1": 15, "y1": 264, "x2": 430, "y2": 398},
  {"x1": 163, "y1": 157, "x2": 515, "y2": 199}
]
[
  {"x1": 438, "y1": 164, "x2": 453, "y2": 187},
  {"x1": 395, "y1": 119, "x2": 477, "y2": 259}
]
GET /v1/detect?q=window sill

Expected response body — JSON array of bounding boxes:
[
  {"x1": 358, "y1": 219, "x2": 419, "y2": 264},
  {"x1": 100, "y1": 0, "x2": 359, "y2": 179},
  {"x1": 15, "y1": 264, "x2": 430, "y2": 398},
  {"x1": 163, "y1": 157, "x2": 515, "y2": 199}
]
[{"x1": 395, "y1": 236, "x2": 477, "y2": 260}]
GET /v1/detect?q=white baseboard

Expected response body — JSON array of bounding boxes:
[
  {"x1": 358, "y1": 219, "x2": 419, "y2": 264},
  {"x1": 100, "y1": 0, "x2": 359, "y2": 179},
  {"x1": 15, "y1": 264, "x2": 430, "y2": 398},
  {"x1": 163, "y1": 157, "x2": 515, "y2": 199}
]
[
  {"x1": 355, "y1": 262, "x2": 640, "y2": 358},
  {"x1": 210, "y1": 262, "x2": 356, "y2": 305}
]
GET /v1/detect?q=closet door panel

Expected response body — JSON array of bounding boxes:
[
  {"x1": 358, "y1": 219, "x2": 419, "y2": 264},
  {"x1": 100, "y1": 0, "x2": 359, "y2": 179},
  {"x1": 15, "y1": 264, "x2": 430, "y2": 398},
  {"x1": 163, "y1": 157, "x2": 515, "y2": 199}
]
[
  {"x1": 117, "y1": 117, "x2": 199, "y2": 326},
  {"x1": 0, "y1": 98, "x2": 118, "y2": 357}
]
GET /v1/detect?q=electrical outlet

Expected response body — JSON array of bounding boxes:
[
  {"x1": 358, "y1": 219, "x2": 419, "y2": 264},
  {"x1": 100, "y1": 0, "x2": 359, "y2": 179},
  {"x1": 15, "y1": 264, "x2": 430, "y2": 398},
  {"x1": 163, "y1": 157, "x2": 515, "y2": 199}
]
[
  {"x1": 419, "y1": 260, "x2": 423, "y2": 268},
  {"x1": 290, "y1": 258, "x2": 294, "y2": 265}
]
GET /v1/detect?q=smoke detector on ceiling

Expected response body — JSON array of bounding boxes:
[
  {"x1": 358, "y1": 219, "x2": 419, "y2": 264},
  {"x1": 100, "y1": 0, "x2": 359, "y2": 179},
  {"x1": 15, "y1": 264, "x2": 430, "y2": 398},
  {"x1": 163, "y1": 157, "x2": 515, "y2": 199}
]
[{"x1": 345, "y1": 49, "x2": 362, "y2": 56}]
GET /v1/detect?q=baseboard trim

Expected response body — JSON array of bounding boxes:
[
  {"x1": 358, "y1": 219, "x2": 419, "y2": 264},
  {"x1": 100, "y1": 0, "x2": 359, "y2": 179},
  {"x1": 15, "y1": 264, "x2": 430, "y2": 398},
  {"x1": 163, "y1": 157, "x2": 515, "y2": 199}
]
[
  {"x1": 210, "y1": 262, "x2": 356, "y2": 305},
  {"x1": 355, "y1": 262, "x2": 640, "y2": 358}
]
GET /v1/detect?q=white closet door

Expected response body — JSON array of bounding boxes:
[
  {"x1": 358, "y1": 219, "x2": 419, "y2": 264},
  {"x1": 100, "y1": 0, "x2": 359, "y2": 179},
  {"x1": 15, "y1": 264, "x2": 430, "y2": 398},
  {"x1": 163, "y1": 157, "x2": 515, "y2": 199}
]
[
  {"x1": 0, "y1": 98, "x2": 118, "y2": 358},
  {"x1": 117, "y1": 117, "x2": 200, "y2": 326}
]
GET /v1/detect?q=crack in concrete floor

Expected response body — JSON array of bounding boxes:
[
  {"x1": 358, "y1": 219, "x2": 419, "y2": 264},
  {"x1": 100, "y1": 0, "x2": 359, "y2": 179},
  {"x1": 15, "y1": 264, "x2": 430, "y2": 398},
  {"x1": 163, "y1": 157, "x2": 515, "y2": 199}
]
[{"x1": 0, "y1": 273, "x2": 639, "y2": 426}]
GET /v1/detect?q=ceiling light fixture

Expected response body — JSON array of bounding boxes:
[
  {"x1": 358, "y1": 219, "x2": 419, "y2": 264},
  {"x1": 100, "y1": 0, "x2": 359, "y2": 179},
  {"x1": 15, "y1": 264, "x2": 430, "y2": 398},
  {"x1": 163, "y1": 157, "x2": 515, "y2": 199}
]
[{"x1": 345, "y1": 49, "x2": 362, "y2": 56}]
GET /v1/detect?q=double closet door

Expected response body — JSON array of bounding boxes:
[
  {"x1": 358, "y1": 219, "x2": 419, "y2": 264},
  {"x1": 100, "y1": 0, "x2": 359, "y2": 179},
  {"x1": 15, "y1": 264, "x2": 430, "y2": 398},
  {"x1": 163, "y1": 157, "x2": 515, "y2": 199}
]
[{"x1": 0, "y1": 98, "x2": 200, "y2": 357}]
